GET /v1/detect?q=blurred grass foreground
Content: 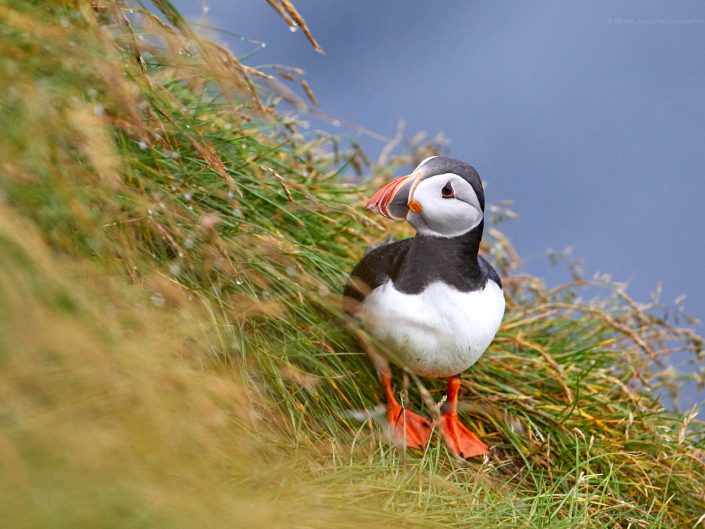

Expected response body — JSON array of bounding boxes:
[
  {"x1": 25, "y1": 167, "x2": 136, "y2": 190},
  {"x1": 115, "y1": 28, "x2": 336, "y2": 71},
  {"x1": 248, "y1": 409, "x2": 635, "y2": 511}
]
[{"x1": 1, "y1": 1, "x2": 704, "y2": 528}]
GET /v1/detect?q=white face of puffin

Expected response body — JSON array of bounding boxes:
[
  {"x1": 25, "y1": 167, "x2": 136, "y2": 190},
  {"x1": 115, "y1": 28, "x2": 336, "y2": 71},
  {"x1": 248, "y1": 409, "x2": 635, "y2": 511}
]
[
  {"x1": 366, "y1": 156, "x2": 484, "y2": 238},
  {"x1": 406, "y1": 171, "x2": 483, "y2": 238}
]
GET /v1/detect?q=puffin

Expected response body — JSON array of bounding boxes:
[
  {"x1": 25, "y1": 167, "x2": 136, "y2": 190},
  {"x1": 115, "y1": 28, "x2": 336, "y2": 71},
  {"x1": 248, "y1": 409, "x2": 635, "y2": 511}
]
[{"x1": 343, "y1": 156, "x2": 505, "y2": 459}]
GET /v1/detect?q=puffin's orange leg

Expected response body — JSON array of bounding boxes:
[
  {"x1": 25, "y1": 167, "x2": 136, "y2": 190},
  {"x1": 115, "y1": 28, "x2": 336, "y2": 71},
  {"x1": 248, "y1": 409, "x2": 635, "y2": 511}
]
[
  {"x1": 380, "y1": 372, "x2": 432, "y2": 449},
  {"x1": 440, "y1": 375, "x2": 489, "y2": 458}
]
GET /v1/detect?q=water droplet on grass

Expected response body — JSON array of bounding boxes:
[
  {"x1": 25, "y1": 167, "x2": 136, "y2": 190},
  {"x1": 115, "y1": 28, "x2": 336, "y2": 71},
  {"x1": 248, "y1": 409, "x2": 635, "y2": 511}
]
[{"x1": 150, "y1": 292, "x2": 165, "y2": 307}]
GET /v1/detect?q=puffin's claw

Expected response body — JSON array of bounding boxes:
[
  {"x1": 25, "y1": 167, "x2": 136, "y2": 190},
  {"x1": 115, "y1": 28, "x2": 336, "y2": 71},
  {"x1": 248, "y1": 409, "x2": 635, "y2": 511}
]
[
  {"x1": 386, "y1": 402, "x2": 432, "y2": 449},
  {"x1": 440, "y1": 412, "x2": 489, "y2": 459}
]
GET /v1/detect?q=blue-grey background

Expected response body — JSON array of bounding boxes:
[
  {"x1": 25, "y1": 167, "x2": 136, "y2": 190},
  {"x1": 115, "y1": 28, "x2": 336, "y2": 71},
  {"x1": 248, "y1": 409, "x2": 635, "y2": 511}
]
[{"x1": 175, "y1": 0, "x2": 704, "y2": 407}]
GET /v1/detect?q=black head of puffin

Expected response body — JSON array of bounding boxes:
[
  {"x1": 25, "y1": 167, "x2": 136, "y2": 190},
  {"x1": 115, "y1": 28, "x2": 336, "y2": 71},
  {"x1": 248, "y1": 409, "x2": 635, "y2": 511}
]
[{"x1": 366, "y1": 156, "x2": 485, "y2": 238}]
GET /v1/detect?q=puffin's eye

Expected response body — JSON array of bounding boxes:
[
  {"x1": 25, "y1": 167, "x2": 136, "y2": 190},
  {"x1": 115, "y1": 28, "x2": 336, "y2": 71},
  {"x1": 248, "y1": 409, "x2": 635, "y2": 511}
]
[{"x1": 441, "y1": 182, "x2": 455, "y2": 198}]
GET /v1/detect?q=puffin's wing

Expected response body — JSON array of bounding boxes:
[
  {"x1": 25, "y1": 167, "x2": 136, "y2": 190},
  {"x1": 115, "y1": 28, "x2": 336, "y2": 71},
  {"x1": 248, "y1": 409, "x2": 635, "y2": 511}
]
[
  {"x1": 342, "y1": 239, "x2": 411, "y2": 316},
  {"x1": 478, "y1": 255, "x2": 502, "y2": 289}
]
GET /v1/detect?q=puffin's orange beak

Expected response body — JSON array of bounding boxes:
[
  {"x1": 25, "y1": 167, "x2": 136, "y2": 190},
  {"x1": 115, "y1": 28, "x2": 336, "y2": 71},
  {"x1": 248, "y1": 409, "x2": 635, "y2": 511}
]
[{"x1": 366, "y1": 173, "x2": 422, "y2": 220}]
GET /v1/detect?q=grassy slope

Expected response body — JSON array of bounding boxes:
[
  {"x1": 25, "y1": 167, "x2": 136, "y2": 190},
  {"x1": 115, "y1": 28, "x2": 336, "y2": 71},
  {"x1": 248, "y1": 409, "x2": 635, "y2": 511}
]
[{"x1": 1, "y1": 1, "x2": 703, "y2": 528}]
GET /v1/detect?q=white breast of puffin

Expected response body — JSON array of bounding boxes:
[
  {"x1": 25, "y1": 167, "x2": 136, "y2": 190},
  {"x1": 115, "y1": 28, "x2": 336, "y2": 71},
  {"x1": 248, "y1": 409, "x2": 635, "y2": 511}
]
[{"x1": 361, "y1": 280, "x2": 505, "y2": 378}]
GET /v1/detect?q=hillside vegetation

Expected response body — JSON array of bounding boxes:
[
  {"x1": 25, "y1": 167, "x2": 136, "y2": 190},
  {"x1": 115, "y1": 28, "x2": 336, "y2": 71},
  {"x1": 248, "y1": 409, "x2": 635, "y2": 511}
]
[{"x1": 1, "y1": 2, "x2": 703, "y2": 528}]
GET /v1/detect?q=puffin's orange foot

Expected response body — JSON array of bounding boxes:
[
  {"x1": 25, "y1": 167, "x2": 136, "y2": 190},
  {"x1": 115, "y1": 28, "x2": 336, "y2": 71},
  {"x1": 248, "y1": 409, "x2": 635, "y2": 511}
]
[
  {"x1": 441, "y1": 412, "x2": 489, "y2": 459},
  {"x1": 387, "y1": 404, "x2": 432, "y2": 449}
]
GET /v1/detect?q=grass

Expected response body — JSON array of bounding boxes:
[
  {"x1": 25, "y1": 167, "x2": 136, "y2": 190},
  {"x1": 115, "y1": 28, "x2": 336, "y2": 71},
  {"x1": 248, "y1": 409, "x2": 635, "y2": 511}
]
[{"x1": 1, "y1": 1, "x2": 704, "y2": 527}]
